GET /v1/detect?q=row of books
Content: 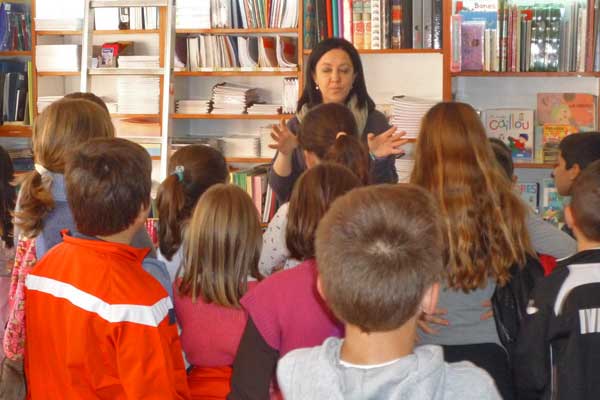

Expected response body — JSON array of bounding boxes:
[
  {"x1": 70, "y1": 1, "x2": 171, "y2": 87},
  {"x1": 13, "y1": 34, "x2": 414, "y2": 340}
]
[
  {"x1": 0, "y1": 3, "x2": 30, "y2": 51},
  {"x1": 176, "y1": 35, "x2": 297, "y2": 72},
  {"x1": 176, "y1": 0, "x2": 298, "y2": 30},
  {"x1": 451, "y1": 0, "x2": 599, "y2": 72},
  {"x1": 483, "y1": 92, "x2": 597, "y2": 163},
  {"x1": 0, "y1": 60, "x2": 31, "y2": 125},
  {"x1": 94, "y1": 7, "x2": 160, "y2": 31},
  {"x1": 303, "y1": 0, "x2": 443, "y2": 50},
  {"x1": 231, "y1": 165, "x2": 278, "y2": 223}
]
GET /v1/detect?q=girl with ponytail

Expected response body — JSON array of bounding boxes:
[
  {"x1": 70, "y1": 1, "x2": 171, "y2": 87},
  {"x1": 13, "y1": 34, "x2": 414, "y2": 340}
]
[
  {"x1": 258, "y1": 102, "x2": 370, "y2": 276},
  {"x1": 156, "y1": 145, "x2": 229, "y2": 282}
]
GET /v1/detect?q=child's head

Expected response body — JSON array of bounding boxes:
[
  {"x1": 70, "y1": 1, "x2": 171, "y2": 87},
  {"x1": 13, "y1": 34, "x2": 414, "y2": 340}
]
[
  {"x1": 565, "y1": 160, "x2": 600, "y2": 245},
  {"x1": 298, "y1": 103, "x2": 370, "y2": 183},
  {"x1": 315, "y1": 184, "x2": 444, "y2": 333},
  {"x1": 411, "y1": 102, "x2": 532, "y2": 291},
  {"x1": 156, "y1": 145, "x2": 229, "y2": 260},
  {"x1": 554, "y1": 132, "x2": 600, "y2": 196},
  {"x1": 65, "y1": 138, "x2": 151, "y2": 238},
  {"x1": 16, "y1": 98, "x2": 115, "y2": 237},
  {"x1": 0, "y1": 145, "x2": 15, "y2": 247},
  {"x1": 286, "y1": 162, "x2": 362, "y2": 261},
  {"x1": 489, "y1": 138, "x2": 514, "y2": 181},
  {"x1": 63, "y1": 92, "x2": 110, "y2": 113},
  {"x1": 179, "y1": 184, "x2": 262, "y2": 307}
]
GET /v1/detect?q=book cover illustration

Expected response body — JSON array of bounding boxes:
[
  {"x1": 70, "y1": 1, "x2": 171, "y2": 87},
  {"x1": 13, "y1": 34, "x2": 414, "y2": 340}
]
[
  {"x1": 541, "y1": 178, "x2": 567, "y2": 228},
  {"x1": 484, "y1": 108, "x2": 534, "y2": 161},
  {"x1": 537, "y1": 93, "x2": 597, "y2": 132},
  {"x1": 518, "y1": 181, "x2": 539, "y2": 213},
  {"x1": 461, "y1": 21, "x2": 485, "y2": 70},
  {"x1": 541, "y1": 123, "x2": 577, "y2": 163}
]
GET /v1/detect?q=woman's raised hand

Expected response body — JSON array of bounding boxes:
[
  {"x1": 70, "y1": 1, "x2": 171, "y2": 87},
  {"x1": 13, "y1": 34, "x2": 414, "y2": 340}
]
[
  {"x1": 367, "y1": 126, "x2": 408, "y2": 158},
  {"x1": 269, "y1": 119, "x2": 298, "y2": 156}
]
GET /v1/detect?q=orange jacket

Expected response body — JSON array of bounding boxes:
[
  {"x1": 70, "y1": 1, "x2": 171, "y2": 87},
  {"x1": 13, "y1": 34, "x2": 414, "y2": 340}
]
[{"x1": 24, "y1": 233, "x2": 190, "y2": 399}]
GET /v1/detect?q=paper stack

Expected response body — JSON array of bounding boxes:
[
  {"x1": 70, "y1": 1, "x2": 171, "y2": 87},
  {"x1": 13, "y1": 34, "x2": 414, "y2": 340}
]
[
  {"x1": 390, "y1": 96, "x2": 438, "y2": 139},
  {"x1": 117, "y1": 76, "x2": 160, "y2": 114},
  {"x1": 34, "y1": 18, "x2": 82, "y2": 31},
  {"x1": 172, "y1": 136, "x2": 220, "y2": 150},
  {"x1": 176, "y1": 0, "x2": 209, "y2": 30},
  {"x1": 282, "y1": 78, "x2": 298, "y2": 114},
  {"x1": 219, "y1": 135, "x2": 261, "y2": 158},
  {"x1": 175, "y1": 100, "x2": 211, "y2": 114},
  {"x1": 260, "y1": 126, "x2": 277, "y2": 158},
  {"x1": 211, "y1": 82, "x2": 259, "y2": 115},
  {"x1": 37, "y1": 96, "x2": 63, "y2": 113},
  {"x1": 247, "y1": 104, "x2": 281, "y2": 115},
  {"x1": 118, "y1": 56, "x2": 160, "y2": 69},
  {"x1": 35, "y1": 45, "x2": 81, "y2": 72}
]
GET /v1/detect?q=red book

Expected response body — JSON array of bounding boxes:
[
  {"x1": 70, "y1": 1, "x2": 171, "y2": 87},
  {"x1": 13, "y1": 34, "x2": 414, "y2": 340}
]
[{"x1": 326, "y1": 0, "x2": 333, "y2": 37}]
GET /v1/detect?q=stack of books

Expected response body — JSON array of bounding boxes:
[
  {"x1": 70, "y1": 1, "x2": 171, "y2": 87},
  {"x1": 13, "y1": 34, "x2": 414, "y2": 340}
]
[
  {"x1": 219, "y1": 135, "x2": 261, "y2": 158},
  {"x1": 260, "y1": 126, "x2": 277, "y2": 158},
  {"x1": 282, "y1": 77, "x2": 298, "y2": 114},
  {"x1": 118, "y1": 55, "x2": 160, "y2": 69},
  {"x1": 94, "y1": 7, "x2": 158, "y2": 30},
  {"x1": 175, "y1": 99, "x2": 211, "y2": 114},
  {"x1": 176, "y1": 0, "x2": 210, "y2": 29},
  {"x1": 34, "y1": 18, "x2": 81, "y2": 31},
  {"x1": 211, "y1": 82, "x2": 260, "y2": 115},
  {"x1": 247, "y1": 104, "x2": 281, "y2": 115},
  {"x1": 116, "y1": 76, "x2": 160, "y2": 114},
  {"x1": 390, "y1": 96, "x2": 437, "y2": 139},
  {"x1": 35, "y1": 45, "x2": 80, "y2": 72},
  {"x1": 0, "y1": 3, "x2": 31, "y2": 51}
]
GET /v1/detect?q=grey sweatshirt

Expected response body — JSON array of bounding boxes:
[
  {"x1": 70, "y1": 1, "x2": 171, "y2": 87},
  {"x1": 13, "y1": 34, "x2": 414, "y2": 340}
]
[{"x1": 277, "y1": 337, "x2": 501, "y2": 400}]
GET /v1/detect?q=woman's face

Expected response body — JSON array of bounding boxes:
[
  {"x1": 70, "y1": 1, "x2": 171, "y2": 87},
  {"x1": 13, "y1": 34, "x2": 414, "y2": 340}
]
[{"x1": 312, "y1": 48, "x2": 356, "y2": 105}]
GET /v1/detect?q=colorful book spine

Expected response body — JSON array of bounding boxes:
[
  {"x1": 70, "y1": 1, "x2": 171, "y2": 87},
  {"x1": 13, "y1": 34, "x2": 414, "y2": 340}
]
[
  {"x1": 450, "y1": 14, "x2": 462, "y2": 72},
  {"x1": 390, "y1": 0, "x2": 402, "y2": 48},
  {"x1": 343, "y1": 0, "x2": 353, "y2": 42},
  {"x1": 332, "y1": 0, "x2": 339, "y2": 37},
  {"x1": 352, "y1": 0, "x2": 364, "y2": 49},
  {"x1": 371, "y1": 0, "x2": 381, "y2": 49},
  {"x1": 363, "y1": 0, "x2": 371, "y2": 49},
  {"x1": 326, "y1": 0, "x2": 333, "y2": 37},
  {"x1": 303, "y1": 0, "x2": 317, "y2": 49}
]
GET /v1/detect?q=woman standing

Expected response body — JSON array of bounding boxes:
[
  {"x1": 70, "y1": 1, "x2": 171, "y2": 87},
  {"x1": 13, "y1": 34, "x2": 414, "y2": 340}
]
[{"x1": 268, "y1": 37, "x2": 406, "y2": 202}]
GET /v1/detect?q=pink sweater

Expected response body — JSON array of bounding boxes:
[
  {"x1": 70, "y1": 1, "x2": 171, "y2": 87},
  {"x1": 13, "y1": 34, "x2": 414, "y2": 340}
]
[
  {"x1": 174, "y1": 281, "x2": 258, "y2": 367},
  {"x1": 241, "y1": 259, "x2": 343, "y2": 357}
]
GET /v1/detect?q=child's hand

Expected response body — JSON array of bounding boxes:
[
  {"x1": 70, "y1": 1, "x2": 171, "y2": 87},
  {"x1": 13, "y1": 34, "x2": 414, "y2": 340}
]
[
  {"x1": 417, "y1": 307, "x2": 449, "y2": 335},
  {"x1": 480, "y1": 299, "x2": 494, "y2": 320}
]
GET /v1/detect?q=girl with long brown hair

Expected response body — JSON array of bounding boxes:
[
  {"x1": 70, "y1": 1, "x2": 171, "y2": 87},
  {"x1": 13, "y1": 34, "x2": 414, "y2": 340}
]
[
  {"x1": 411, "y1": 102, "x2": 534, "y2": 399},
  {"x1": 174, "y1": 184, "x2": 262, "y2": 399}
]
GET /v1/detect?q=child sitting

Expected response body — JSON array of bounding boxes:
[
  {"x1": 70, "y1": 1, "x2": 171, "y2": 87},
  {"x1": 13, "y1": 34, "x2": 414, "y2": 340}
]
[
  {"x1": 515, "y1": 159, "x2": 600, "y2": 400},
  {"x1": 277, "y1": 184, "x2": 500, "y2": 399},
  {"x1": 174, "y1": 184, "x2": 262, "y2": 399},
  {"x1": 24, "y1": 138, "x2": 189, "y2": 398}
]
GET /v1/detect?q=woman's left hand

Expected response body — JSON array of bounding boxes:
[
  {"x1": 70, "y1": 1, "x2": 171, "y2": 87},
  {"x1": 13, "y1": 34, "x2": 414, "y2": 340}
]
[{"x1": 367, "y1": 126, "x2": 409, "y2": 158}]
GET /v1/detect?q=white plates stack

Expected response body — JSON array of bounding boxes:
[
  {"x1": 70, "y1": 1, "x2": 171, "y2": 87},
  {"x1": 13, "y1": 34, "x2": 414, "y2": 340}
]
[
  {"x1": 117, "y1": 76, "x2": 160, "y2": 114},
  {"x1": 390, "y1": 96, "x2": 438, "y2": 139},
  {"x1": 219, "y1": 135, "x2": 261, "y2": 158}
]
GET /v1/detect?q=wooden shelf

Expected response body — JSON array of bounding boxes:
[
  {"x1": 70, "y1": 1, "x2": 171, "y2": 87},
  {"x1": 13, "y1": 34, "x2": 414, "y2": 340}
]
[
  {"x1": 151, "y1": 156, "x2": 161, "y2": 160},
  {"x1": 35, "y1": 30, "x2": 82, "y2": 36},
  {"x1": 176, "y1": 28, "x2": 298, "y2": 35},
  {"x1": 91, "y1": 0, "x2": 167, "y2": 7},
  {"x1": 175, "y1": 70, "x2": 298, "y2": 77},
  {"x1": 452, "y1": 71, "x2": 600, "y2": 77},
  {"x1": 171, "y1": 113, "x2": 288, "y2": 120},
  {"x1": 514, "y1": 162, "x2": 555, "y2": 169},
  {"x1": 226, "y1": 157, "x2": 272, "y2": 163},
  {"x1": 304, "y1": 48, "x2": 443, "y2": 55},
  {"x1": 89, "y1": 68, "x2": 163, "y2": 75},
  {"x1": 94, "y1": 29, "x2": 160, "y2": 35},
  {"x1": 37, "y1": 71, "x2": 80, "y2": 76},
  {"x1": 111, "y1": 113, "x2": 160, "y2": 119},
  {"x1": 0, "y1": 125, "x2": 32, "y2": 137},
  {"x1": 0, "y1": 50, "x2": 31, "y2": 56}
]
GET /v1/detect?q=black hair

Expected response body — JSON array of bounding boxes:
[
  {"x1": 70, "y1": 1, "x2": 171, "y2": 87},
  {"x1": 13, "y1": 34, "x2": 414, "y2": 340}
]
[
  {"x1": 559, "y1": 132, "x2": 600, "y2": 170},
  {"x1": 489, "y1": 138, "x2": 514, "y2": 179},
  {"x1": 297, "y1": 38, "x2": 375, "y2": 113},
  {"x1": 0, "y1": 146, "x2": 15, "y2": 248}
]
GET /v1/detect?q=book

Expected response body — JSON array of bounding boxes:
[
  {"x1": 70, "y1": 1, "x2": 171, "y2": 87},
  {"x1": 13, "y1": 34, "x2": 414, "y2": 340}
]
[
  {"x1": 484, "y1": 108, "x2": 535, "y2": 161},
  {"x1": 412, "y1": 0, "x2": 422, "y2": 49},
  {"x1": 542, "y1": 124, "x2": 577, "y2": 163},
  {"x1": 537, "y1": 93, "x2": 597, "y2": 132},
  {"x1": 541, "y1": 178, "x2": 567, "y2": 228},
  {"x1": 461, "y1": 21, "x2": 485, "y2": 71},
  {"x1": 518, "y1": 182, "x2": 539, "y2": 213}
]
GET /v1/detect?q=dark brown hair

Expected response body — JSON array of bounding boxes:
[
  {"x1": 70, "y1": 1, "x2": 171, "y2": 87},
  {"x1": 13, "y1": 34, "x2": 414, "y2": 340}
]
[
  {"x1": 0, "y1": 146, "x2": 15, "y2": 247},
  {"x1": 179, "y1": 184, "x2": 262, "y2": 307},
  {"x1": 65, "y1": 138, "x2": 151, "y2": 237},
  {"x1": 64, "y1": 92, "x2": 110, "y2": 113},
  {"x1": 570, "y1": 160, "x2": 600, "y2": 242},
  {"x1": 316, "y1": 184, "x2": 444, "y2": 333},
  {"x1": 15, "y1": 98, "x2": 115, "y2": 238},
  {"x1": 286, "y1": 162, "x2": 362, "y2": 260},
  {"x1": 559, "y1": 132, "x2": 600, "y2": 170},
  {"x1": 299, "y1": 102, "x2": 370, "y2": 184},
  {"x1": 156, "y1": 145, "x2": 229, "y2": 260},
  {"x1": 490, "y1": 138, "x2": 514, "y2": 180}
]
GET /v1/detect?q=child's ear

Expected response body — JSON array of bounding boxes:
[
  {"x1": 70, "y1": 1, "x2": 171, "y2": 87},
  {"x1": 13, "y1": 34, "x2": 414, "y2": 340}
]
[
  {"x1": 568, "y1": 163, "x2": 582, "y2": 181},
  {"x1": 316, "y1": 275, "x2": 326, "y2": 302},
  {"x1": 421, "y1": 282, "x2": 440, "y2": 315}
]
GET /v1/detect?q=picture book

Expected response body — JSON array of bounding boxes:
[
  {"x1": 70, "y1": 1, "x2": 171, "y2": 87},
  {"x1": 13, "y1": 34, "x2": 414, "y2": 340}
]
[
  {"x1": 461, "y1": 21, "x2": 485, "y2": 71},
  {"x1": 484, "y1": 108, "x2": 534, "y2": 161},
  {"x1": 537, "y1": 93, "x2": 597, "y2": 132},
  {"x1": 542, "y1": 124, "x2": 576, "y2": 163},
  {"x1": 541, "y1": 178, "x2": 567, "y2": 228},
  {"x1": 518, "y1": 181, "x2": 539, "y2": 213}
]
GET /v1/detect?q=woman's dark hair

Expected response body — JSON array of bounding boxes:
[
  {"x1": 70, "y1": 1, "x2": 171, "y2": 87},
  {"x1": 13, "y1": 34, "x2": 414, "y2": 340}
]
[
  {"x1": 297, "y1": 38, "x2": 375, "y2": 112},
  {"x1": 0, "y1": 146, "x2": 15, "y2": 247},
  {"x1": 157, "y1": 145, "x2": 229, "y2": 260},
  {"x1": 286, "y1": 162, "x2": 362, "y2": 261},
  {"x1": 298, "y1": 103, "x2": 370, "y2": 184}
]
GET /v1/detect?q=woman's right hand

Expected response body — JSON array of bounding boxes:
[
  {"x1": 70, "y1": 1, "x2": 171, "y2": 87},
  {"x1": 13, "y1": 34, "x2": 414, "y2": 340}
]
[{"x1": 269, "y1": 119, "x2": 298, "y2": 156}]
